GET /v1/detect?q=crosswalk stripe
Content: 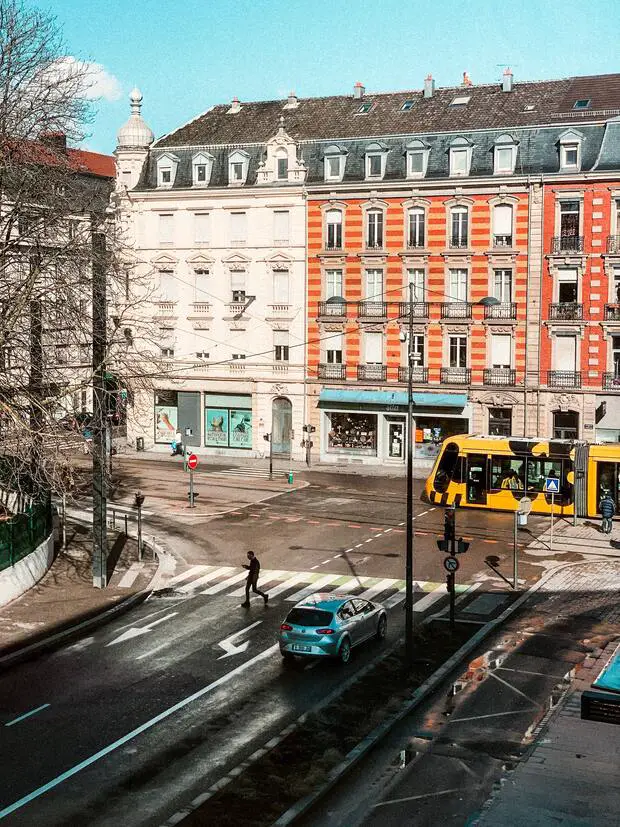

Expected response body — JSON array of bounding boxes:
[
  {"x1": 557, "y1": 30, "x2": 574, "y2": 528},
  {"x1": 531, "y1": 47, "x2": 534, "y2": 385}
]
[
  {"x1": 229, "y1": 570, "x2": 288, "y2": 597},
  {"x1": 117, "y1": 563, "x2": 145, "y2": 589},
  {"x1": 266, "y1": 571, "x2": 312, "y2": 599},
  {"x1": 382, "y1": 580, "x2": 427, "y2": 609},
  {"x1": 286, "y1": 574, "x2": 341, "y2": 602},
  {"x1": 357, "y1": 578, "x2": 399, "y2": 601},
  {"x1": 413, "y1": 584, "x2": 446, "y2": 612},
  {"x1": 329, "y1": 576, "x2": 372, "y2": 595},
  {"x1": 201, "y1": 570, "x2": 249, "y2": 595},
  {"x1": 166, "y1": 565, "x2": 211, "y2": 587},
  {"x1": 176, "y1": 566, "x2": 234, "y2": 593}
]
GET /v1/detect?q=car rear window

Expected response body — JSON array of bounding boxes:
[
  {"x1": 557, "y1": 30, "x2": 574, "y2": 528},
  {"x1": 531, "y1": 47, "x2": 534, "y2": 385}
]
[{"x1": 286, "y1": 608, "x2": 333, "y2": 627}]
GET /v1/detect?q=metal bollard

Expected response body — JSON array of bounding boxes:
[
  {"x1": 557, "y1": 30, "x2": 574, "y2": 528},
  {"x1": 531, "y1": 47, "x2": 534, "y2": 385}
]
[{"x1": 124, "y1": 514, "x2": 128, "y2": 536}]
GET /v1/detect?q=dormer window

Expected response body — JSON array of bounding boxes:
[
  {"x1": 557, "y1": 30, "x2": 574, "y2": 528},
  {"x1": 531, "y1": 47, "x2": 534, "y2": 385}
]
[
  {"x1": 559, "y1": 131, "x2": 582, "y2": 172},
  {"x1": 493, "y1": 134, "x2": 517, "y2": 175},
  {"x1": 276, "y1": 151, "x2": 289, "y2": 180},
  {"x1": 365, "y1": 143, "x2": 387, "y2": 180},
  {"x1": 228, "y1": 150, "x2": 250, "y2": 185},
  {"x1": 324, "y1": 145, "x2": 346, "y2": 182},
  {"x1": 192, "y1": 152, "x2": 214, "y2": 187},
  {"x1": 449, "y1": 137, "x2": 473, "y2": 177},
  {"x1": 156, "y1": 153, "x2": 179, "y2": 188},
  {"x1": 405, "y1": 140, "x2": 429, "y2": 179}
]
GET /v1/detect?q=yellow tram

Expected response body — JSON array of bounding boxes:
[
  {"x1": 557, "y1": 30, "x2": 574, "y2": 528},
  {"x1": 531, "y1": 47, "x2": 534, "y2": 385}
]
[{"x1": 423, "y1": 435, "x2": 620, "y2": 517}]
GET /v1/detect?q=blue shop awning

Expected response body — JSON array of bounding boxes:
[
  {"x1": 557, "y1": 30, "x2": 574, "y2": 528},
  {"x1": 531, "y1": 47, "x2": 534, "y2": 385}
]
[{"x1": 317, "y1": 389, "x2": 467, "y2": 409}]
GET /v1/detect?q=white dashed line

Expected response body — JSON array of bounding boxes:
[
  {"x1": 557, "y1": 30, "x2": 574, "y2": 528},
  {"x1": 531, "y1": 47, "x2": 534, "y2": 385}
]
[
  {"x1": 310, "y1": 565, "x2": 320, "y2": 570},
  {"x1": 355, "y1": 543, "x2": 363, "y2": 548},
  {"x1": 384, "y1": 528, "x2": 392, "y2": 533},
  {"x1": 365, "y1": 538, "x2": 373, "y2": 543}
]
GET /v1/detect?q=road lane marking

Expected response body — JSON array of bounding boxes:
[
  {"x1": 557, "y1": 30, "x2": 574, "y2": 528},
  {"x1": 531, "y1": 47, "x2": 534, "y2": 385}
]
[
  {"x1": 331, "y1": 576, "x2": 372, "y2": 593},
  {"x1": 413, "y1": 585, "x2": 446, "y2": 613},
  {"x1": 310, "y1": 565, "x2": 319, "y2": 570},
  {"x1": 320, "y1": 559, "x2": 331, "y2": 565},
  {"x1": 201, "y1": 571, "x2": 248, "y2": 595},
  {"x1": 135, "y1": 642, "x2": 169, "y2": 661},
  {"x1": 374, "y1": 789, "x2": 462, "y2": 808},
  {"x1": 0, "y1": 644, "x2": 280, "y2": 821},
  {"x1": 176, "y1": 567, "x2": 234, "y2": 593},
  {"x1": 217, "y1": 621, "x2": 263, "y2": 659},
  {"x1": 357, "y1": 578, "x2": 399, "y2": 600},
  {"x1": 265, "y1": 572, "x2": 309, "y2": 598},
  {"x1": 286, "y1": 574, "x2": 340, "y2": 602},
  {"x1": 5, "y1": 704, "x2": 50, "y2": 727},
  {"x1": 165, "y1": 565, "x2": 210, "y2": 587},
  {"x1": 347, "y1": 524, "x2": 362, "y2": 528},
  {"x1": 106, "y1": 613, "x2": 180, "y2": 646},
  {"x1": 354, "y1": 543, "x2": 363, "y2": 548},
  {"x1": 117, "y1": 563, "x2": 145, "y2": 589},
  {"x1": 229, "y1": 571, "x2": 288, "y2": 597}
]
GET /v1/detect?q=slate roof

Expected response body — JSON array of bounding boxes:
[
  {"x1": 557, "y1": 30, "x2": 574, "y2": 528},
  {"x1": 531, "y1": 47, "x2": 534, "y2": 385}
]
[{"x1": 155, "y1": 73, "x2": 620, "y2": 148}]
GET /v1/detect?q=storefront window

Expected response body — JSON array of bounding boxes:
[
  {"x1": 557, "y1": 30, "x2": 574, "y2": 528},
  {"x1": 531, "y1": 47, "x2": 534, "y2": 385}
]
[
  {"x1": 205, "y1": 394, "x2": 252, "y2": 449},
  {"x1": 414, "y1": 416, "x2": 468, "y2": 459},
  {"x1": 327, "y1": 412, "x2": 377, "y2": 455},
  {"x1": 154, "y1": 390, "x2": 178, "y2": 443}
]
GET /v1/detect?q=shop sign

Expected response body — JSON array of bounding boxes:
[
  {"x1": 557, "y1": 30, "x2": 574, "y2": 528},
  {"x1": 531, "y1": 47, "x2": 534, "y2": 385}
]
[
  {"x1": 229, "y1": 409, "x2": 252, "y2": 449},
  {"x1": 206, "y1": 408, "x2": 229, "y2": 446}
]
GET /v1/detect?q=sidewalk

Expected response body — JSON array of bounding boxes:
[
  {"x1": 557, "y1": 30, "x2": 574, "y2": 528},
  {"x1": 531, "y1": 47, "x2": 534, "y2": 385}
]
[{"x1": 0, "y1": 525, "x2": 157, "y2": 665}]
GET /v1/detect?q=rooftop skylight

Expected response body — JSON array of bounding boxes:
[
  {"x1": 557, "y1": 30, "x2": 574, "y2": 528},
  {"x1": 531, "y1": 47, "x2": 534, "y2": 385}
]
[
  {"x1": 401, "y1": 100, "x2": 415, "y2": 112},
  {"x1": 573, "y1": 98, "x2": 591, "y2": 110},
  {"x1": 355, "y1": 102, "x2": 373, "y2": 114},
  {"x1": 450, "y1": 95, "x2": 471, "y2": 106}
]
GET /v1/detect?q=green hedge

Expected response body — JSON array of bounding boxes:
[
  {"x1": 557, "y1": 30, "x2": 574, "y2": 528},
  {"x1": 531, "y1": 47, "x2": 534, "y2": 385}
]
[{"x1": 0, "y1": 501, "x2": 53, "y2": 573}]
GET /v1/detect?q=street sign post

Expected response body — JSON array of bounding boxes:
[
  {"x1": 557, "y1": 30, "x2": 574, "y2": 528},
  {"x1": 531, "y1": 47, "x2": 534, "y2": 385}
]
[
  {"x1": 444, "y1": 555, "x2": 459, "y2": 573},
  {"x1": 187, "y1": 453, "x2": 198, "y2": 470},
  {"x1": 544, "y1": 477, "x2": 559, "y2": 554},
  {"x1": 186, "y1": 454, "x2": 198, "y2": 508}
]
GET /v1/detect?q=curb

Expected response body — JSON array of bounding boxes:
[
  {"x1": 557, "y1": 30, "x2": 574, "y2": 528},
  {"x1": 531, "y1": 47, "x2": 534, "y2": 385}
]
[
  {"x1": 272, "y1": 559, "x2": 597, "y2": 826},
  {"x1": 0, "y1": 511, "x2": 169, "y2": 671}
]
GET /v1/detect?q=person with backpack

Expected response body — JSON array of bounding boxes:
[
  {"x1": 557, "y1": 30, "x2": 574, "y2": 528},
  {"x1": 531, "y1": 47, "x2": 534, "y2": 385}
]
[
  {"x1": 599, "y1": 491, "x2": 616, "y2": 534},
  {"x1": 241, "y1": 551, "x2": 268, "y2": 607}
]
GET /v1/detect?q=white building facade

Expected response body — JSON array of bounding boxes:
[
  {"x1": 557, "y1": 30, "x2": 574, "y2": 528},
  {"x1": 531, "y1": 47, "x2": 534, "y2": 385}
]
[{"x1": 115, "y1": 92, "x2": 307, "y2": 459}]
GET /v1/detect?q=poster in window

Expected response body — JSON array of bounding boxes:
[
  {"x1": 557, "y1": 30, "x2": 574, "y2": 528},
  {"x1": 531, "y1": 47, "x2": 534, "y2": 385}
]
[
  {"x1": 155, "y1": 406, "x2": 177, "y2": 443},
  {"x1": 229, "y1": 409, "x2": 252, "y2": 449},
  {"x1": 206, "y1": 408, "x2": 229, "y2": 446}
]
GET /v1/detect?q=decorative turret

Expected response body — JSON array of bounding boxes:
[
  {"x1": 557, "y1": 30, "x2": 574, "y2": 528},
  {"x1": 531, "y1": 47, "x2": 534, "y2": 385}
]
[{"x1": 115, "y1": 88, "x2": 153, "y2": 191}]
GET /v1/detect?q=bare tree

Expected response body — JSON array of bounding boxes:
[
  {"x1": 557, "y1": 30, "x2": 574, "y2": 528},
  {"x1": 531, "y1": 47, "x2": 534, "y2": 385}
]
[{"x1": 0, "y1": 0, "x2": 155, "y2": 502}]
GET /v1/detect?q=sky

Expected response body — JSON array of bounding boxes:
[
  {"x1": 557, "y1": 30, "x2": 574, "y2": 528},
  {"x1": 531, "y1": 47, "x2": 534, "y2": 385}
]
[{"x1": 48, "y1": 0, "x2": 620, "y2": 155}]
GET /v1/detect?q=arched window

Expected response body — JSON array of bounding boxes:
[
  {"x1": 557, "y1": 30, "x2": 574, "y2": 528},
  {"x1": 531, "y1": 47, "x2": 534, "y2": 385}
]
[
  {"x1": 492, "y1": 204, "x2": 513, "y2": 247},
  {"x1": 276, "y1": 149, "x2": 288, "y2": 180},
  {"x1": 325, "y1": 209, "x2": 343, "y2": 250},
  {"x1": 407, "y1": 207, "x2": 425, "y2": 248},
  {"x1": 450, "y1": 205, "x2": 469, "y2": 248},
  {"x1": 366, "y1": 208, "x2": 384, "y2": 249}
]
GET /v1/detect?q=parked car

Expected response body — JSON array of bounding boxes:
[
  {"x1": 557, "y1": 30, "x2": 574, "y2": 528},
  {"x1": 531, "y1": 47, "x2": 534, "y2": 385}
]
[{"x1": 279, "y1": 593, "x2": 387, "y2": 664}]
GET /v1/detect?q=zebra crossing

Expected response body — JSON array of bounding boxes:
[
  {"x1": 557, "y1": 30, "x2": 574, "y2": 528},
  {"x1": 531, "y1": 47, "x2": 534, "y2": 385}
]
[
  {"x1": 160, "y1": 565, "x2": 472, "y2": 612},
  {"x1": 205, "y1": 467, "x2": 289, "y2": 480}
]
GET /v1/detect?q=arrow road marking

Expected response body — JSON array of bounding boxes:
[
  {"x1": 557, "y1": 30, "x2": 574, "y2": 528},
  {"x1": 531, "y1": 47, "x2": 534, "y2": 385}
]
[
  {"x1": 106, "y1": 613, "x2": 179, "y2": 646},
  {"x1": 217, "y1": 621, "x2": 262, "y2": 659}
]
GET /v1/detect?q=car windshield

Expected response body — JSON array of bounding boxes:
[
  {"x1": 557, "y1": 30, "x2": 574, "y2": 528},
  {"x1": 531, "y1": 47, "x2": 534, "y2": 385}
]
[{"x1": 286, "y1": 608, "x2": 333, "y2": 627}]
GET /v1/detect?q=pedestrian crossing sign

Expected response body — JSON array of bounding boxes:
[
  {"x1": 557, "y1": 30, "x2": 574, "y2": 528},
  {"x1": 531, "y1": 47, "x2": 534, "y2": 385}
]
[{"x1": 544, "y1": 476, "x2": 560, "y2": 494}]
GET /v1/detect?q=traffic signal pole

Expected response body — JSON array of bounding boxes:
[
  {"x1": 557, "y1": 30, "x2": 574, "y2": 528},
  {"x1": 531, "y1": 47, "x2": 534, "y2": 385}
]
[{"x1": 405, "y1": 282, "x2": 415, "y2": 668}]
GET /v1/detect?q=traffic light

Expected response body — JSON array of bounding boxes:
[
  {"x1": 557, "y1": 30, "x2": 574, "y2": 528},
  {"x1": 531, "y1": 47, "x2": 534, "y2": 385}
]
[
  {"x1": 457, "y1": 538, "x2": 469, "y2": 554},
  {"x1": 444, "y1": 507, "x2": 455, "y2": 541}
]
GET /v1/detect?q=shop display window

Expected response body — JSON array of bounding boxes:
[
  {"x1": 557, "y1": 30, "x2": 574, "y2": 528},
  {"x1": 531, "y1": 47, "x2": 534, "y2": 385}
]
[
  {"x1": 414, "y1": 417, "x2": 468, "y2": 459},
  {"x1": 327, "y1": 412, "x2": 377, "y2": 455}
]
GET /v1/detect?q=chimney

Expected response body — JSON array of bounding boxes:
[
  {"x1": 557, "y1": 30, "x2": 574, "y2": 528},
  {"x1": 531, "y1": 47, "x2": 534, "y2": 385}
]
[
  {"x1": 228, "y1": 96, "x2": 241, "y2": 114},
  {"x1": 40, "y1": 132, "x2": 67, "y2": 153},
  {"x1": 285, "y1": 90, "x2": 299, "y2": 109},
  {"x1": 502, "y1": 67, "x2": 514, "y2": 93},
  {"x1": 353, "y1": 81, "x2": 365, "y2": 99},
  {"x1": 462, "y1": 71, "x2": 473, "y2": 87},
  {"x1": 423, "y1": 74, "x2": 435, "y2": 99}
]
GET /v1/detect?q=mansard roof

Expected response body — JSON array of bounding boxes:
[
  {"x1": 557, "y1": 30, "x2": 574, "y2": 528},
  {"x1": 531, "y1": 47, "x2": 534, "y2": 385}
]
[{"x1": 155, "y1": 73, "x2": 620, "y2": 148}]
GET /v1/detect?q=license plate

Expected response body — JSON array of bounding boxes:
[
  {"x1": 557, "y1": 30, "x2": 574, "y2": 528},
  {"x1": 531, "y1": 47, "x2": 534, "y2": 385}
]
[{"x1": 292, "y1": 644, "x2": 311, "y2": 653}]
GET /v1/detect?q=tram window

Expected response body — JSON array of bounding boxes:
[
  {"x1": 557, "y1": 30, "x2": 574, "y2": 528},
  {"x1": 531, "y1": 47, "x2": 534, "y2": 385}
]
[
  {"x1": 597, "y1": 462, "x2": 619, "y2": 510},
  {"x1": 434, "y1": 442, "x2": 460, "y2": 492},
  {"x1": 491, "y1": 457, "x2": 525, "y2": 491},
  {"x1": 525, "y1": 459, "x2": 563, "y2": 493}
]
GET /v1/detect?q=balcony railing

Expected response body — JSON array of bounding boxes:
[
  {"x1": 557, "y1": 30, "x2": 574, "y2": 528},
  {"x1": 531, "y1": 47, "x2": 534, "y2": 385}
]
[
  {"x1": 604, "y1": 304, "x2": 620, "y2": 321},
  {"x1": 325, "y1": 240, "x2": 342, "y2": 251},
  {"x1": 440, "y1": 302, "x2": 472, "y2": 320},
  {"x1": 547, "y1": 370, "x2": 581, "y2": 388},
  {"x1": 449, "y1": 237, "x2": 469, "y2": 249},
  {"x1": 548, "y1": 302, "x2": 583, "y2": 321},
  {"x1": 440, "y1": 367, "x2": 471, "y2": 384},
  {"x1": 484, "y1": 302, "x2": 517, "y2": 320},
  {"x1": 357, "y1": 364, "x2": 387, "y2": 381},
  {"x1": 607, "y1": 235, "x2": 620, "y2": 254},
  {"x1": 358, "y1": 301, "x2": 388, "y2": 319},
  {"x1": 603, "y1": 372, "x2": 620, "y2": 390},
  {"x1": 551, "y1": 235, "x2": 584, "y2": 253},
  {"x1": 493, "y1": 234, "x2": 513, "y2": 248},
  {"x1": 365, "y1": 241, "x2": 384, "y2": 251},
  {"x1": 483, "y1": 368, "x2": 516, "y2": 386},
  {"x1": 398, "y1": 301, "x2": 429, "y2": 320},
  {"x1": 406, "y1": 237, "x2": 425, "y2": 249},
  {"x1": 398, "y1": 366, "x2": 429, "y2": 383},
  {"x1": 317, "y1": 363, "x2": 347, "y2": 380},
  {"x1": 318, "y1": 300, "x2": 347, "y2": 319}
]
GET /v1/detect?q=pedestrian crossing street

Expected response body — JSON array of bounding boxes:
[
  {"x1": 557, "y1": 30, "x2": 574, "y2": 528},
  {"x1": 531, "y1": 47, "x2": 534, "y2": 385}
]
[
  {"x1": 206, "y1": 467, "x2": 289, "y2": 480},
  {"x1": 160, "y1": 565, "x2": 472, "y2": 611}
]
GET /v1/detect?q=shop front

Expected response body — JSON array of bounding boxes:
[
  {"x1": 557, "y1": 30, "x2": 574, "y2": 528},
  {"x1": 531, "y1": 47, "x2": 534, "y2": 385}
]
[
  {"x1": 205, "y1": 394, "x2": 253, "y2": 451},
  {"x1": 318, "y1": 389, "x2": 470, "y2": 467}
]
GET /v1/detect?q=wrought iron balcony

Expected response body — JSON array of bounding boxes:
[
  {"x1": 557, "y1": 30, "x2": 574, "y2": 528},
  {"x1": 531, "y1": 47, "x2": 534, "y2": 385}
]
[
  {"x1": 604, "y1": 304, "x2": 620, "y2": 321},
  {"x1": 603, "y1": 372, "x2": 620, "y2": 390},
  {"x1": 483, "y1": 368, "x2": 516, "y2": 386},
  {"x1": 365, "y1": 241, "x2": 384, "y2": 251},
  {"x1": 551, "y1": 235, "x2": 584, "y2": 253},
  {"x1": 406, "y1": 237, "x2": 425, "y2": 249},
  {"x1": 548, "y1": 302, "x2": 583, "y2": 321},
  {"x1": 357, "y1": 301, "x2": 388, "y2": 319},
  {"x1": 318, "y1": 300, "x2": 347, "y2": 319},
  {"x1": 398, "y1": 301, "x2": 429, "y2": 320},
  {"x1": 492, "y1": 234, "x2": 513, "y2": 248},
  {"x1": 317, "y1": 363, "x2": 347, "y2": 380},
  {"x1": 484, "y1": 302, "x2": 517, "y2": 320},
  {"x1": 547, "y1": 370, "x2": 582, "y2": 388},
  {"x1": 398, "y1": 366, "x2": 428, "y2": 383},
  {"x1": 448, "y1": 237, "x2": 469, "y2": 249},
  {"x1": 357, "y1": 363, "x2": 387, "y2": 381},
  {"x1": 325, "y1": 240, "x2": 342, "y2": 251},
  {"x1": 440, "y1": 302, "x2": 472, "y2": 320},
  {"x1": 440, "y1": 367, "x2": 471, "y2": 384},
  {"x1": 607, "y1": 235, "x2": 620, "y2": 254}
]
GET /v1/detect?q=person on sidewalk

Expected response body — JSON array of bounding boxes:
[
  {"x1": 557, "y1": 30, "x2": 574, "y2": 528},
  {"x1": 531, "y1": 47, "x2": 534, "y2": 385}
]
[
  {"x1": 241, "y1": 551, "x2": 268, "y2": 607},
  {"x1": 599, "y1": 491, "x2": 616, "y2": 534}
]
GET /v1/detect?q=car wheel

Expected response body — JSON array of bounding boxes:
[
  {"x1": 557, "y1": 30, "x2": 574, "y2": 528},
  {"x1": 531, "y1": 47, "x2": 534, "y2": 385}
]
[
  {"x1": 376, "y1": 614, "x2": 387, "y2": 640},
  {"x1": 338, "y1": 637, "x2": 351, "y2": 665}
]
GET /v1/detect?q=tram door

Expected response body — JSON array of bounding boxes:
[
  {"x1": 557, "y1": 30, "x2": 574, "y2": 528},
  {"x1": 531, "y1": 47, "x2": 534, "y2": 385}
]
[{"x1": 466, "y1": 454, "x2": 488, "y2": 504}]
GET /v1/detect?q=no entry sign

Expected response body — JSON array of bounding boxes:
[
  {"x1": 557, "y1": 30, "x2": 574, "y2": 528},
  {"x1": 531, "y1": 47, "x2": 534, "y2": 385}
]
[{"x1": 187, "y1": 453, "x2": 199, "y2": 470}]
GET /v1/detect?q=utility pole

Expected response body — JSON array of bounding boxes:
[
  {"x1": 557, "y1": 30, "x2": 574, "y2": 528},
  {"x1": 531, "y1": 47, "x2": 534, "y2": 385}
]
[
  {"x1": 28, "y1": 251, "x2": 44, "y2": 495},
  {"x1": 91, "y1": 216, "x2": 108, "y2": 588},
  {"x1": 405, "y1": 281, "x2": 415, "y2": 667}
]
